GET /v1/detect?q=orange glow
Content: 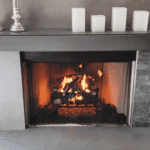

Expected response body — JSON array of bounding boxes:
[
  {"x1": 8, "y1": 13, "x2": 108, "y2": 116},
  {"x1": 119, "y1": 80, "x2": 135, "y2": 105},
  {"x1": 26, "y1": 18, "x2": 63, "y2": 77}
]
[
  {"x1": 85, "y1": 89, "x2": 90, "y2": 93},
  {"x1": 33, "y1": 63, "x2": 51, "y2": 108},
  {"x1": 61, "y1": 76, "x2": 73, "y2": 92},
  {"x1": 69, "y1": 95, "x2": 83, "y2": 103},
  {"x1": 79, "y1": 64, "x2": 83, "y2": 68},
  {"x1": 97, "y1": 70, "x2": 103, "y2": 77},
  {"x1": 76, "y1": 95, "x2": 84, "y2": 100},
  {"x1": 101, "y1": 63, "x2": 126, "y2": 110},
  {"x1": 39, "y1": 80, "x2": 49, "y2": 106}
]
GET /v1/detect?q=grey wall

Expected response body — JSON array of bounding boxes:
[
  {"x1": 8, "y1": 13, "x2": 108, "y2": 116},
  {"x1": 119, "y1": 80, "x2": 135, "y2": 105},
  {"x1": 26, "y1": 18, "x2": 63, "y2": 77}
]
[
  {"x1": 0, "y1": 0, "x2": 150, "y2": 30},
  {"x1": 0, "y1": 51, "x2": 25, "y2": 130}
]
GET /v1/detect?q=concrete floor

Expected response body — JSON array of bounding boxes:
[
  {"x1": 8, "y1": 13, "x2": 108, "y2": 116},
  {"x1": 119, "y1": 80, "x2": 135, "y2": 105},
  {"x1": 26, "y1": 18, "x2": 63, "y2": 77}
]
[{"x1": 0, "y1": 126, "x2": 150, "y2": 150}]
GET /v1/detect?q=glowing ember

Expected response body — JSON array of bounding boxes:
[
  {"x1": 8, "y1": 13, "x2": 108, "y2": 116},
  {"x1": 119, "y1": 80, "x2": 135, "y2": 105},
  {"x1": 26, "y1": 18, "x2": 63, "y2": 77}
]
[
  {"x1": 61, "y1": 76, "x2": 73, "y2": 92},
  {"x1": 85, "y1": 89, "x2": 90, "y2": 93},
  {"x1": 69, "y1": 94, "x2": 83, "y2": 103},
  {"x1": 97, "y1": 70, "x2": 103, "y2": 77},
  {"x1": 58, "y1": 107, "x2": 97, "y2": 117},
  {"x1": 76, "y1": 95, "x2": 84, "y2": 100},
  {"x1": 68, "y1": 88, "x2": 72, "y2": 93}
]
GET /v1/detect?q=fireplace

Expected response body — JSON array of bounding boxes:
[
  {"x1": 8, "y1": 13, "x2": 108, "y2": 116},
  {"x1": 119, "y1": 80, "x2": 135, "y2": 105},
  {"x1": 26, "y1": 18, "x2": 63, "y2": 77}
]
[
  {"x1": 21, "y1": 51, "x2": 136, "y2": 126},
  {"x1": 0, "y1": 29, "x2": 150, "y2": 129}
]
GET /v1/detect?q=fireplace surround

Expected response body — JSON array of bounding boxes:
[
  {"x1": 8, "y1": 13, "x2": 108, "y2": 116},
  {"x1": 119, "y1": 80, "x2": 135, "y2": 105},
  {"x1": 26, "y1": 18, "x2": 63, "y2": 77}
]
[{"x1": 0, "y1": 29, "x2": 150, "y2": 130}]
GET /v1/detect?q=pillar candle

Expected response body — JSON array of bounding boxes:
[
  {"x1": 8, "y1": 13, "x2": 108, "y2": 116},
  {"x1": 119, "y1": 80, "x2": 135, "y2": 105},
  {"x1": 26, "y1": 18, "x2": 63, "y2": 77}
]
[
  {"x1": 111, "y1": 7, "x2": 127, "y2": 32},
  {"x1": 72, "y1": 8, "x2": 85, "y2": 32},
  {"x1": 132, "y1": 11, "x2": 149, "y2": 31},
  {"x1": 91, "y1": 15, "x2": 106, "y2": 32}
]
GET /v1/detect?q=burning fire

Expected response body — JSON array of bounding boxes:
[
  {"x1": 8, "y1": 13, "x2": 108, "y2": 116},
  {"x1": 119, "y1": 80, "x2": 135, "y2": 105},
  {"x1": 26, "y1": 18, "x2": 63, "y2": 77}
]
[
  {"x1": 60, "y1": 71, "x2": 102, "y2": 103},
  {"x1": 61, "y1": 76, "x2": 73, "y2": 92},
  {"x1": 61, "y1": 74, "x2": 91, "y2": 94},
  {"x1": 81, "y1": 74, "x2": 90, "y2": 93}
]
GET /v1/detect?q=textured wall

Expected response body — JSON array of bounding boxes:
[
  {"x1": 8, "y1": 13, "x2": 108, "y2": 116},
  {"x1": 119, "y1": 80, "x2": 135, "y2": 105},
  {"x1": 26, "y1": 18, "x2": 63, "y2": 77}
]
[
  {"x1": 0, "y1": 0, "x2": 150, "y2": 30},
  {"x1": 132, "y1": 50, "x2": 150, "y2": 126}
]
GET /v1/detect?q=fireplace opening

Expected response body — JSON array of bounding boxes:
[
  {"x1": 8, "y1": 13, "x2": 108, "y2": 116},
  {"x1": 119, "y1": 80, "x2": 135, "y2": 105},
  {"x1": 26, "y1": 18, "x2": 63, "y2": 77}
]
[{"x1": 21, "y1": 52, "x2": 136, "y2": 126}]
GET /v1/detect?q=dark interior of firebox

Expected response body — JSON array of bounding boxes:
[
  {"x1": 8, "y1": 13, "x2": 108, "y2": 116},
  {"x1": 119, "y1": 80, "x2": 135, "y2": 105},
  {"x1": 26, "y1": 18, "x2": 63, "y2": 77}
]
[{"x1": 22, "y1": 61, "x2": 133, "y2": 125}]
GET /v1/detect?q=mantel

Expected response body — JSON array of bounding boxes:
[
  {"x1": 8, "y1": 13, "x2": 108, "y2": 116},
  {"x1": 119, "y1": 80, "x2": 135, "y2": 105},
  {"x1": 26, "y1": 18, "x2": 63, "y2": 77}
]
[{"x1": 0, "y1": 29, "x2": 150, "y2": 51}]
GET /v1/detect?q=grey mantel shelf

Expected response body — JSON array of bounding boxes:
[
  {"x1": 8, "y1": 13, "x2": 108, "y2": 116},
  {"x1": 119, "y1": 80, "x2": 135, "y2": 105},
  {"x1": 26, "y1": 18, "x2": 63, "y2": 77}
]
[{"x1": 0, "y1": 29, "x2": 150, "y2": 51}]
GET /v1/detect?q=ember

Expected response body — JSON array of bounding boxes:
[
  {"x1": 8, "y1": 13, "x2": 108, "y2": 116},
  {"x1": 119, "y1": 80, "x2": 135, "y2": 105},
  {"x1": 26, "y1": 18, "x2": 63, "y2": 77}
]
[{"x1": 58, "y1": 107, "x2": 97, "y2": 117}]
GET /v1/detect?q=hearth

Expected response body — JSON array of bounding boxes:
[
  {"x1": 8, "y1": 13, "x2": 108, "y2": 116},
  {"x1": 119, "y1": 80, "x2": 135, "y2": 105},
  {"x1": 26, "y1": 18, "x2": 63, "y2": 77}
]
[{"x1": 21, "y1": 51, "x2": 136, "y2": 126}]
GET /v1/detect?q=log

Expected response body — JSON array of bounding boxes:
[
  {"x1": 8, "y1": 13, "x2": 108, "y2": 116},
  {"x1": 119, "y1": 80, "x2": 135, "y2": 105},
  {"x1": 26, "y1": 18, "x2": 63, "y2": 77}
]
[
  {"x1": 67, "y1": 92, "x2": 76, "y2": 99},
  {"x1": 51, "y1": 91, "x2": 62, "y2": 105},
  {"x1": 91, "y1": 87, "x2": 99, "y2": 94},
  {"x1": 72, "y1": 85, "x2": 84, "y2": 95},
  {"x1": 63, "y1": 77, "x2": 80, "y2": 96},
  {"x1": 53, "y1": 98, "x2": 61, "y2": 105}
]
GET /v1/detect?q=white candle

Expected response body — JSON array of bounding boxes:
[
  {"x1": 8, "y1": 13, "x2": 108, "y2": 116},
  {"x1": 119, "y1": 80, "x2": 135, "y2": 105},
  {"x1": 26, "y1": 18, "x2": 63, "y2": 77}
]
[
  {"x1": 72, "y1": 8, "x2": 85, "y2": 32},
  {"x1": 132, "y1": 11, "x2": 149, "y2": 31},
  {"x1": 111, "y1": 7, "x2": 127, "y2": 32},
  {"x1": 91, "y1": 15, "x2": 106, "y2": 32}
]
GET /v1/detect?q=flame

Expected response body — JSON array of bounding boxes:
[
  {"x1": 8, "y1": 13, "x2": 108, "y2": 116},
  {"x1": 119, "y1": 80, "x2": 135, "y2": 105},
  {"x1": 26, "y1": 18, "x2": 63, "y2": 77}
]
[
  {"x1": 76, "y1": 95, "x2": 84, "y2": 100},
  {"x1": 61, "y1": 74, "x2": 92, "y2": 102},
  {"x1": 85, "y1": 89, "x2": 90, "y2": 93},
  {"x1": 69, "y1": 97, "x2": 76, "y2": 103},
  {"x1": 69, "y1": 95, "x2": 84, "y2": 103},
  {"x1": 68, "y1": 88, "x2": 72, "y2": 93},
  {"x1": 81, "y1": 74, "x2": 90, "y2": 93},
  {"x1": 79, "y1": 64, "x2": 83, "y2": 69},
  {"x1": 97, "y1": 70, "x2": 102, "y2": 77},
  {"x1": 61, "y1": 76, "x2": 73, "y2": 92},
  {"x1": 81, "y1": 74, "x2": 88, "y2": 90}
]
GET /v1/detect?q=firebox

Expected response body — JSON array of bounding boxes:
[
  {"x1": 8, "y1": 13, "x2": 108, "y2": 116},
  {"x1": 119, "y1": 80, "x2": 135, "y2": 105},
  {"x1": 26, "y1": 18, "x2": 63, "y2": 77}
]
[{"x1": 21, "y1": 51, "x2": 136, "y2": 126}]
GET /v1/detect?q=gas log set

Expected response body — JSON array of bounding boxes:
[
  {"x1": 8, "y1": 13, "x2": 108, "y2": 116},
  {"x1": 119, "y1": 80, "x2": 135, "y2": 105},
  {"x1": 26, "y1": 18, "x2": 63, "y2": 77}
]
[
  {"x1": 51, "y1": 74, "x2": 100, "y2": 107},
  {"x1": 37, "y1": 71, "x2": 103, "y2": 124},
  {"x1": 35, "y1": 64, "x2": 127, "y2": 125}
]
